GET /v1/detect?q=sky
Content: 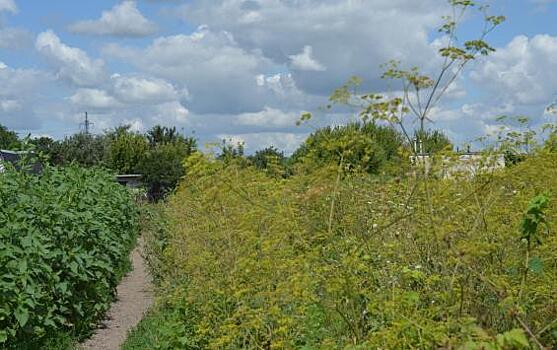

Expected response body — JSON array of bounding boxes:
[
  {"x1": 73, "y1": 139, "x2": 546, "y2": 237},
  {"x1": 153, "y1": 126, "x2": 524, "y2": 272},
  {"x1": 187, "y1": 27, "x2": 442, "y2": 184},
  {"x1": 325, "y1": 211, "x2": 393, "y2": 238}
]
[{"x1": 0, "y1": 0, "x2": 556, "y2": 153}]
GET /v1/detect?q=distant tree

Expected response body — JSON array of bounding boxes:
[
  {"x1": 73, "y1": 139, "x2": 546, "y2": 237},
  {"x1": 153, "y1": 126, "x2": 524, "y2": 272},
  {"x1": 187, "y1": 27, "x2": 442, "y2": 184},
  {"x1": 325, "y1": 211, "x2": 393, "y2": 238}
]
[
  {"x1": 218, "y1": 139, "x2": 246, "y2": 164},
  {"x1": 249, "y1": 146, "x2": 285, "y2": 170},
  {"x1": 52, "y1": 133, "x2": 107, "y2": 167},
  {"x1": 413, "y1": 129, "x2": 453, "y2": 154},
  {"x1": 139, "y1": 141, "x2": 195, "y2": 201},
  {"x1": 292, "y1": 122, "x2": 404, "y2": 174},
  {"x1": 30, "y1": 136, "x2": 55, "y2": 155},
  {"x1": 147, "y1": 125, "x2": 180, "y2": 146},
  {"x1": 0, "y1": 124, "x2": 20, "y2": 150},
  {"x1": 105, "y1": 125, "x2": 149, "y2": 174}
]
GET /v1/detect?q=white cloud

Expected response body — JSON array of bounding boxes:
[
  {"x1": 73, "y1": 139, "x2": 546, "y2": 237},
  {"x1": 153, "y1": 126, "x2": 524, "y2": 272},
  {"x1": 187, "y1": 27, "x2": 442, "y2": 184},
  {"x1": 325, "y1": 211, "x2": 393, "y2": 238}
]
[
  {"x1": 111, "y1": 74, "x2": 182, "y2": 104},
  {"x1": 235, "y1": 107, "x2": 299, "y2": 128},
  {"x1": 0, "y1": 0, "x2": 17, "y2": 13},
  {"x1": 289, "y1": 46, "x2": 326, "y2": 71},
  {"x1": 471, "y1": 35, "x2": 557, "y2": 105},
  {"x1": 69, "y1": 1, "x2": 157, "y2": 37},
  {"x1": 178, "y1": 0, "x2": 445, "y2": 95},
  {"x1": 0, "y1": 63, "x2": 51, "y2": 130},
  {"x1": 103, "y1": 26, "x2": 276, "y2": 114},
  {"x1": 70, "y1": 88, "x2": 122, "y2": 109},
  {"x1": 36, "y1": 30, "x2": 107, "y2": 86},
  {"x1": 153, "y1": 101, "x2": 189, "y2": 124},
  {"x1": 0, "y1": 99, "x2": 22, "y2": 113}
]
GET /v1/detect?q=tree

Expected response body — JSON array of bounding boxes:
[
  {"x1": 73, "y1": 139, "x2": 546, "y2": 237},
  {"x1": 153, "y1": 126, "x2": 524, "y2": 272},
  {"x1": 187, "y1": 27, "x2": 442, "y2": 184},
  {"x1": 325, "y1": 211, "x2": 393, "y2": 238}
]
[
  {"x1": 218, "y1": 139, "x2": 246, "y2": 164},
  {"x1": 413, "y1": 129, "x2": 453, "y2": 154},
  {"x1": 147, "y1": 125, "x2": 180, "y2": 146},
  {"x1": 291, "y1": 122, "x2": 404, "y2": 174},
  {"x1": 249, "y1": 146, "x2": 285, "y2": 170},
  {"x1": 51, "y1": 133, "x2": 107, "y2": 167},
  {"x1": 0, "y1": 124, "x2": 20, "y2": 150},
  {"x1": 138, "y1": 142, "x2": 193, "y2": 201},
  {"x1": 105, "y1": 125, "x2": 149, "y2": 174}
]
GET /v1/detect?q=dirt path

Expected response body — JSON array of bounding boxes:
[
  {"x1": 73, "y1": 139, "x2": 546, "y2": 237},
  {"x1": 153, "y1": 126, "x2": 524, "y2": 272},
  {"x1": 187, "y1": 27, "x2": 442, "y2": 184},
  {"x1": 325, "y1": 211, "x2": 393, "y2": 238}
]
[{"x1": 81, "y1": 239, "x2": 153, "y2": 350}]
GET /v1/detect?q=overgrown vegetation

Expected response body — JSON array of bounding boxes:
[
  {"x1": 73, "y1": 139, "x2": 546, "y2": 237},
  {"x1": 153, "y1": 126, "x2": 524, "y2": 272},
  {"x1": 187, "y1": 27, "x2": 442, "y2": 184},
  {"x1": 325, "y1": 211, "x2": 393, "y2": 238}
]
[
  {"x1": 124, "y1": 140, "x2": 557, "y2": 349},
  {"x1": 0, "y1": 161, "x2": 139, "y2": 349}
]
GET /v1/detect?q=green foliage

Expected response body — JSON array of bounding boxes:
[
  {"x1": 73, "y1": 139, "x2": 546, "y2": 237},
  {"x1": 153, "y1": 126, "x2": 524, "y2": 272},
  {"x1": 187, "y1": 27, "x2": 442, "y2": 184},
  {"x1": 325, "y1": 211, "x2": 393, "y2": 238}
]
[
  {"x1": 105, "y1": 126, "x2": 149, "y2": 174},
  {"x1": 0, "y1": 163, "x2": 139, "y2": 348},
  {"x1": 147, "y1": 125, "x2": 187, "y2": 147},
  {"x1": 414, "y1": 129, "x2": 453, "y2": 153},
  {"x1": 292, "y1": 122, "x2": 405, "y2": 175},
  {"x1": 29, "y1": 137, "x2": 56, "y2": 157},
  {"x1": 520, "y1": 194, "x2": 549, "y2": 246},
  {"x1": 247, "y1": 146, "x2": 290, "y2": 178},
  {"x1": 139, "y1": 141, "x2": 194, "y2": 201},
  {"x1": 129, "y1": 148, "x2": 557, "y2": 349},
  {"x1": 217, "y1": 139, "x2": 246, "y2": 164},
  {"x1": 0, "y1": 124, "x2": 20, "y2": 150},
  {"x1": 50, "y1": 133, "x2": 107, "y2": 167}
]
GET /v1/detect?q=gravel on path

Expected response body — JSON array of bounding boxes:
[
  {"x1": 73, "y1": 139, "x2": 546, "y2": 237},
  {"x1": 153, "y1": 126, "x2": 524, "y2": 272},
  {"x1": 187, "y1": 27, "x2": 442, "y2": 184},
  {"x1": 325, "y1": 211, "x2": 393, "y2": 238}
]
[{"x1": 80, "y1": 240, "x2": 153, "y2": 350}]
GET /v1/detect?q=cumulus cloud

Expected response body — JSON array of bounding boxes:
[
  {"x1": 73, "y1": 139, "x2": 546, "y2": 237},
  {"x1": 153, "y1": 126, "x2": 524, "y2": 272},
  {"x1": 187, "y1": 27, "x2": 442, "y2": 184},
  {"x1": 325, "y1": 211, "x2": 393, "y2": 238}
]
[
  {"x1": 103, "y1": 26, "x2": 277, "y2": 114},
  {"x1": 0, "y1": 62, "x2": 51, "y2": 130},
  {"x1": 471, "y1": 35, "x2": 557, "y2": 105},
  {"x1": 289, "y1": 46, "x2": 326, "y2": 71},
  {"x1": 0, "y1": 0, "x2": 16, "y2": 13},
  {"x1": 111, "y1": 74, "x2": 183, "y2": 104},
  {"x1": 178, "y1": 0, "x2": 445, "y2": 95},
  {"x1": 69, "y1": 1, "x2": 157, "y2": 37},
  {"x1": 69, "y1": 88, "x2": 122, "y2": 109},
  {"x1": 36, "y1": 30, "x2": 107, "y2": 86},
  {"x1": 235, "y1": 107, "x2": 300, "y2": 128}
]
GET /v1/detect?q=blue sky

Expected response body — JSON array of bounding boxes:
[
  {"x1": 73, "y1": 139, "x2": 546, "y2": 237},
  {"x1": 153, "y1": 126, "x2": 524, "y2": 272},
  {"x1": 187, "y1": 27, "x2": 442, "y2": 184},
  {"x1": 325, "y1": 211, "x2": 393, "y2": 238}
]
[{"x1": 0, "y1": 0, "x2": 556, "y2": 153}]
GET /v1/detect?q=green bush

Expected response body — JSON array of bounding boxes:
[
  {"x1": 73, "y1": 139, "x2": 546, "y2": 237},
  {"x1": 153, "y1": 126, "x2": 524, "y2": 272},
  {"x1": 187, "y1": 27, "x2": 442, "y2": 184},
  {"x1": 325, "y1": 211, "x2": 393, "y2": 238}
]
[
  {"x1": 291, "y1": 122, "x2": 406, "y2": 175},
  {"x1": 132, "y1": 149, "x2": 557, "y2": 349},
  {"x1": 0, "y1": 163, "x2": 139, "y2": 348}
]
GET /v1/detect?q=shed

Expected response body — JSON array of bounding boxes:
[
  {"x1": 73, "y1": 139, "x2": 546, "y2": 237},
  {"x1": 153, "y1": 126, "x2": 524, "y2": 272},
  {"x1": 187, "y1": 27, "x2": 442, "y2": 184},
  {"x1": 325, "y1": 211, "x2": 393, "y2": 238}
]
[{"x1": 0, "y1": 150, "x2": 43, "y2": 174}]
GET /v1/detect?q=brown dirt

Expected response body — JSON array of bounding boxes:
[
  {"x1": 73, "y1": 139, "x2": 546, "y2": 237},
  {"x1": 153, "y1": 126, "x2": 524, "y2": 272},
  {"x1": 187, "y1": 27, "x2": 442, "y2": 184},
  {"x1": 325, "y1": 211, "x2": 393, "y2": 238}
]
[{"x1": 80, "y1": 240, "x2": 153, "y2": 350}]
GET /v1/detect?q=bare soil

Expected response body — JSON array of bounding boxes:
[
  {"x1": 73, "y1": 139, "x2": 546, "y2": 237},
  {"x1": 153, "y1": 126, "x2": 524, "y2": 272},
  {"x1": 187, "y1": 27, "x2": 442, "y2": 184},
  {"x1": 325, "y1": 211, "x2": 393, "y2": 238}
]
[{"x1": 80, "y1": 240, "x2": 153, "y2": 350}]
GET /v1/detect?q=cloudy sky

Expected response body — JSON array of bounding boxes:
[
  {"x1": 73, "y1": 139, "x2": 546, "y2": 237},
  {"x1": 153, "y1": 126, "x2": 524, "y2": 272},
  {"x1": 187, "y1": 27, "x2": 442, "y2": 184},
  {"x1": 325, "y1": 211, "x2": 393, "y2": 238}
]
[{"x1": 0, "y1": 0, "x2": 556, "y2": 153}]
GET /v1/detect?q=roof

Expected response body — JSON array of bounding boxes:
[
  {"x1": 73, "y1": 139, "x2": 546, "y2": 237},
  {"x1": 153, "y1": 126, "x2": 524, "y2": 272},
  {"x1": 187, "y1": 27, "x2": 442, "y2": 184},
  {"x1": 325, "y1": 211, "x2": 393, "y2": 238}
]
[{"x1": 0, "y1": 150, "x2": 43, "y2": 174}]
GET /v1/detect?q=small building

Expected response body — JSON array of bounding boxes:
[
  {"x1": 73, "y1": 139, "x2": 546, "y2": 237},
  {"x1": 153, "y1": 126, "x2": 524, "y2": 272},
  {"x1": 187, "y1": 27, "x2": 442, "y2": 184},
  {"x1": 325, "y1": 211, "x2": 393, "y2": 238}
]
[
  {"x1": 116, "y1": 174, "x2": 143, "y2": 188},
  {"x1": 410, "y1": 151, "x2": 506, "y2": 178},
  {"x1": 0, "y1": 150, "x2": 43, "y2": 174}
]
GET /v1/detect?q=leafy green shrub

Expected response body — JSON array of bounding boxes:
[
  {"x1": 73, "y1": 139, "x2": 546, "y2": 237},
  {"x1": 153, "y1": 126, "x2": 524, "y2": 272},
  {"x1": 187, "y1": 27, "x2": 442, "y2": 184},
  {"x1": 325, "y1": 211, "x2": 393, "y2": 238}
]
[
  {"x1": 134, "y1": 148, "x2": 557, "y2": 349},
  {"x1": 0, "y1": 163, "x2": 139, "y2": 348},
  {"x1": 291, "y1": 122, "x2": 406, "y2": 175}
]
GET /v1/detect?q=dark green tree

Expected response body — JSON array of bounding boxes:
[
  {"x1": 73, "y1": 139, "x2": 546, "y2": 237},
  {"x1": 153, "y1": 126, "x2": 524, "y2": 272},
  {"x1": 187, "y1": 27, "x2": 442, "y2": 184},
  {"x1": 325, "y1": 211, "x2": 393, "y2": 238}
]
[
  {"x1": 0, "y1": 124, "x2": 20, "y2": 150},
  {"x1": 138, "y1": 142, "x2": 194, "y2": 201},
  {"x1": 51, "y1": 133, "x2": 107, "y2": 167},
  {"x1": 249, "y1": 146, "x2": 285, "y2": 170},
  {"x1": 147, "y1": 125, "x2": 180, "y2": 146}
]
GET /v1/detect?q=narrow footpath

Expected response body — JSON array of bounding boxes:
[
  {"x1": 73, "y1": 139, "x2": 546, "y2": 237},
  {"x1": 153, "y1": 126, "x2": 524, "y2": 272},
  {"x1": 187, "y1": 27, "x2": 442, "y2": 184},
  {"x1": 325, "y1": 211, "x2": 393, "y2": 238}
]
[{"x1": 81, "y1": 239, "x2": 153, "y2": 350}]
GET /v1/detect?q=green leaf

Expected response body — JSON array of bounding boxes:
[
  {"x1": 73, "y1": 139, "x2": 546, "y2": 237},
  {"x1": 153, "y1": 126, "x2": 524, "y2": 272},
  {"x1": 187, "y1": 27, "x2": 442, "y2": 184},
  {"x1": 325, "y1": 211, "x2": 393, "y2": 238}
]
[
  {"x1": 15, "y1": 307, "x2": 29, "y2": 327},
  {"x1": 496, "y1": 329, "x2": 530, "y2": 349},
  {"x1": 0, "y1": 330, "x2": 7, "y2": 343},
  {"x1": 528, "y1": 256, "x2": 543, "y2": 274}
]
